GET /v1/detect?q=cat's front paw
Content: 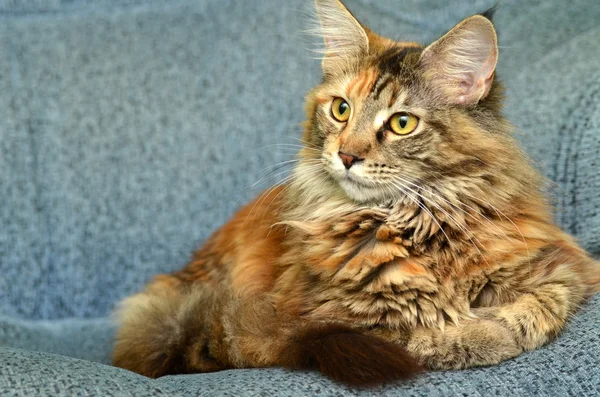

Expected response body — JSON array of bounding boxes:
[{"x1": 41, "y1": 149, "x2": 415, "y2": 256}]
[{"x1": 407, "y1": 320, "x2": 522, "y2": 370}]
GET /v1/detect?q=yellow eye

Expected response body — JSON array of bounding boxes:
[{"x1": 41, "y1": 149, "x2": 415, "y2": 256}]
[
  {"x1": 331, "y1": 97, "x2": 351, "y2": 122},
  {"x1": 389, "y1": 112, "x2": 419, "y2": 135}
]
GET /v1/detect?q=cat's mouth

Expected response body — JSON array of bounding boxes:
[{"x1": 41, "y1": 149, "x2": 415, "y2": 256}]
[
  {"x1": 322, "y1": 155, "x2": 388, "y2": 202},
  {"x1": 343, "y1": 171, "x2": 371, "y2": 187},
  {"x1": 336, "y1": 172, "x2": 388, "y2": 203}
]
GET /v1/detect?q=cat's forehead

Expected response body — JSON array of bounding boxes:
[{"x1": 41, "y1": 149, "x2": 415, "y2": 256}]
[
  {"x1": 326, "y1": 43, "x2": 424, "y2": 107},
  {"x1": 375, "y1": 44, "x2": 423, "y2": 77}
]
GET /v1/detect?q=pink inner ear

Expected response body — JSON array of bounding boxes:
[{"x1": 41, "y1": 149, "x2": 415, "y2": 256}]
[
  {"x1": 453, "y1": 69, "x2": 479, "y2": 105},
  {"x1": 477, "y1": 49, "x2": 497, "y2": 80},
  {"x1": 470, "y1": 51, "x2": 497, "y2": 102},
  {"x1": 458, "y1": 39, "x2": 497, "y2": 103},
  {"x1": 458, "y1": 80, "x2": 474, "y2": 101},
  {"x1": 422, "y1": 16, "x2": 498, "y2": 105}
]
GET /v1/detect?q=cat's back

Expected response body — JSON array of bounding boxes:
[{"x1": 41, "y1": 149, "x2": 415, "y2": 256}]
[{"x1": 173, "y1": 185, "x2": 289, "y2": 295}]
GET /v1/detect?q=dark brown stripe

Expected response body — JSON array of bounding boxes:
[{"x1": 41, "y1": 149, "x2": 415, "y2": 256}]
[
  {"x1": 372, "y1": 75, "x2": 393, "y2": 100},
  {"x1": 378, "y1": 47, "x2": 422, "y2": 76}
]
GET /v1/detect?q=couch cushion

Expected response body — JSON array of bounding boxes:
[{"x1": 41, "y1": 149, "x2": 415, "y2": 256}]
[
  {"x1": 1, "y1": 0, "x2": 599, "y2": 395},
  {"x1": 0, "y1": 347, "x2": 176, "y2": 397},
  {"x1": 0, "y1": 316, "x2": 115, "y2": 364},
  {"x1": 1, "y1": 294, "x2": 599, "y2": 396},
  {"x1": 0, "y1": 0, "x2": 598, "y2": 323}
]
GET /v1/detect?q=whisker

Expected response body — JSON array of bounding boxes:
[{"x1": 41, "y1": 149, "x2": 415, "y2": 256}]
[
  {"x1": 256, "y1": 159, "x2": 302, "y2": 179},
  {"x1": 392, "y1": 172, "x2": 512, "y2": 243},
  {"x1": 261, "y1": 157, "x2": 320, "y2": 171},
  {"x1": 460, "y1": 190, "x2": 531, "y2": 266},
  {"x1": 249, "y1": 163, "x2": 325, "y2": 224},
  {"x1": 391, "y1": 167, "x2": 523, "y2": 237},
  {"x1": 262, "y1": 143, "x2": 321, "y2": 152},
  {"x1": 260, "y1": 165, "x2": 328, "y2": 223},
  {"x1": 246, "y1": 159, "x2": 320, "y2": 192},
  {"x1": 236, "y1": 158, "x2": 322, "y2": 209},
  {"x1": 290, "y1": 137, "x2": 321, "y2": 150},
  {"x1": 391, "y1": 167, "x2": 528, "y2": 259},
  {"x1": 262, "y1": 168, "x2": 323, "y2": 227},
  {"x1": 245, "y1": 174, "x2": 296, "y2": 223},
  {"x1": 390, "y1": 179, "x2": 491, "y2": 263},
  {"x1": 387, "y1": 181, "x2": 452, "y2": 246}
]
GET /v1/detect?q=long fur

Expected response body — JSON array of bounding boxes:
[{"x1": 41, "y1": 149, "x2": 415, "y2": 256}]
[
  {"x1": 113, "y1": 0, "x2": 600, "y2": 386},
  {"x1": 114, "y1": 284, "x2": 422, "y2": 385},
  {"x1": 279, "y1": 324, "x2": 422, "y2": 386}
]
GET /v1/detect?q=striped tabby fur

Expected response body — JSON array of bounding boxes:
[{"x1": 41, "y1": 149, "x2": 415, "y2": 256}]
[{"x1": 113, "y1": 0, "x2": 600, "y2": 386}]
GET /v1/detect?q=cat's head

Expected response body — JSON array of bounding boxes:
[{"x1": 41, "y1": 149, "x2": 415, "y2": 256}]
[{"x1": 297, "y1": 0, "x2": 534, "y2": 206}]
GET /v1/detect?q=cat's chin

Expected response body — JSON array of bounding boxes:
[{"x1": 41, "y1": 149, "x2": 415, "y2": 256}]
[{"x1": 338, "y1": 178, "x2": 389, "y2": 204}]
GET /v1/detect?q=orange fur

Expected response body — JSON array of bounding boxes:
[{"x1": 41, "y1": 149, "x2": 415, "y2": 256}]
[{"x1": 113, "y1": 0, "x2": 599, "y2": 386}]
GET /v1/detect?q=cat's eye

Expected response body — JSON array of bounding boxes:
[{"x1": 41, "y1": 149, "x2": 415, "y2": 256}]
[
  {"x1": 331, "y1": 97, "x2": 351, "y2": 122},
  {"x1": 389, "y1": 112, "x2": 419, "y2": 135}
]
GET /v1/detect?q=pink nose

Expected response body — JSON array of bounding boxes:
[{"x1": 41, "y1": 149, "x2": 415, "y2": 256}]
[{"x1": 338, "y1": 151, "x2": 363, "y2": 170}]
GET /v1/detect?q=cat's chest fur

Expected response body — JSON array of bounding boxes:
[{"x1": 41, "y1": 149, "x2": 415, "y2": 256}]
[{"x1": 277, "y1": 201, "x2": 489, "y2": 330}]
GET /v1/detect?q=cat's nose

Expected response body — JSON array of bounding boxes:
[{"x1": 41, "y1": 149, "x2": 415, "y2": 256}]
[{"x1": 338, "y1": 151, "x2": 364, "y2": 170}]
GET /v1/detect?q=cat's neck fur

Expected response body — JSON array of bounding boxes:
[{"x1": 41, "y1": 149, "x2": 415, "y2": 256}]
[{"x1": 282, "y1": 141, "x2": 552, "y2": 253}]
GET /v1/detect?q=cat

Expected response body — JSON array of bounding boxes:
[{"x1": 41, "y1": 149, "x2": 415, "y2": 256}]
[{"x1": 112, "y1": 0, "x2": 600, "y2": 386}]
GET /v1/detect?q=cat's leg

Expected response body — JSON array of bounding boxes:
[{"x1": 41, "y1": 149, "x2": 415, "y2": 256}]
[
  {"x1": 217, "y1": 290, "x2": 424, "y2": 385},
  {"x1": 113, "y1": 275, "x2": 423, "y2": 384},
  {"x1": 112, "y1": 275, "x2": 233, "y2": 377},
  {"x1": 406, "y1": 258, "x2": 592, "y2": 370},
  {"x1": 406, "y1": 314, "x2": 522, "y2": 369},
  {"x1": 112, "y1": 278, "x2": 298, "y2": 378}
]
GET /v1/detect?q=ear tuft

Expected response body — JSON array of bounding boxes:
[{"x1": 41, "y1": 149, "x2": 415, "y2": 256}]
[
  {"x1": 479, "y1": 5, "x2": 498, "y2": 22},
  {"x1": 314, "y1": 0, "x2": 369, "y2": 75},
  {"x1": 420, "y1": 15, "x2": 498, "y2": 105}
]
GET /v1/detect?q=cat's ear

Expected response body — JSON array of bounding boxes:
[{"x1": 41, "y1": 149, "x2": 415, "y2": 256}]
[
  {"x1": 420, "y1": 15, "x2": 498, "y2": 105},
  {"x1": 314, "y1": 0, "x2": 369, "y2": 75}
]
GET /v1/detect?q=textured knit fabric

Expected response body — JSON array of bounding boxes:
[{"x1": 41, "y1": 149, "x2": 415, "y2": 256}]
[
  {"x1": 1, "y1": 295, "x2": 599, "y2": 396},
  {"x1": 0, "y1": 0, "x2": 599, "y2": 396}
]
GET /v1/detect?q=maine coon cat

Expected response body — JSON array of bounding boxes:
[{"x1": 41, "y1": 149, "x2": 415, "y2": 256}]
[{"x1": 113, "y1": 0, "x2": 600, "y2": 386}]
